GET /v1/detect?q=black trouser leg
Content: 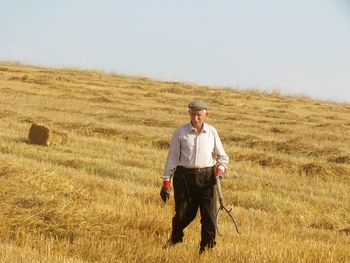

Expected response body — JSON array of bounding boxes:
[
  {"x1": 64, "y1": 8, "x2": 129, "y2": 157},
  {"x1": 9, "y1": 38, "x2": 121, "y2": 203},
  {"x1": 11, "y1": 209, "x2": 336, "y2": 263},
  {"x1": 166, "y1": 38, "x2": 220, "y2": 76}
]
[
  {"x1": 171, "y1": 171, "x2": 198, "y2": 243},
  {"x1": 199, "y1": 185, "x2": 216, "y2": 250}
]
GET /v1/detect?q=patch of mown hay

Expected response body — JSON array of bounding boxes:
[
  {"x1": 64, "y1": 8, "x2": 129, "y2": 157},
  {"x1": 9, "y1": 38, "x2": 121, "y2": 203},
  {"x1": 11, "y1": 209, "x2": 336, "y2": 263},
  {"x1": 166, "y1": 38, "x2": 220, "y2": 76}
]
[
  {"x1": 230, "y1": 150, "x2": 349, "y2": 179},
  {"x1": 269, "y1": 127, "x2": 288, "y2": 134},
  {"x1": 224, "y1": 134, "x2": 343, "y2": 160},
  {"x1": 152, "y1": 137, "x2": 170, "y2": 149},
  {"x1": 298, "y1": 162, "x2": 348, "y2": 179},
  {"x1": 233, "y1": 152, "x2": 294, "y2": 171},
  {"x1": 0, "y1": 110, "x2": 18, "y2": 119},
  {"x1": 328, "y1": 155, "x2": 350, "y2": 164},
  {"x1": 339, "y1": 227, "x2": 350, "y2": 235},
  {"x1": 88, "y1": 96, "x2": 113, "y2": 103},
  {"x1": 28, "y1": 123, "x2": 68, "y2": 146},
  {"x1": 309, "y1": 215, "x2": 344, "y2": 231}
]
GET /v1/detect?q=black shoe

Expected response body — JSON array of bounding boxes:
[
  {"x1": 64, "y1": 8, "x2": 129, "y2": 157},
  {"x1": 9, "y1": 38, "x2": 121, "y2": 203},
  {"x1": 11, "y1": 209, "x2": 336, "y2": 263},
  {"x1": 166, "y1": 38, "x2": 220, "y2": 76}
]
[
  {"x1": 199, "y1": 243, "x2": 215, "y2": 254},
  {"x1": 163, "y1": 239, "x2": 181, "y2": 249}
]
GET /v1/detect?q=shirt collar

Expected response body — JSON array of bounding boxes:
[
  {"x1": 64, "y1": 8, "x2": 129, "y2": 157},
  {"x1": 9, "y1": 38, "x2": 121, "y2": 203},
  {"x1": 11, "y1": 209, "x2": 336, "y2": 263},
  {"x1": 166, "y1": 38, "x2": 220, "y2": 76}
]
[{"x1": 189, "y1": 123, "x2": 208, "y2": 133}]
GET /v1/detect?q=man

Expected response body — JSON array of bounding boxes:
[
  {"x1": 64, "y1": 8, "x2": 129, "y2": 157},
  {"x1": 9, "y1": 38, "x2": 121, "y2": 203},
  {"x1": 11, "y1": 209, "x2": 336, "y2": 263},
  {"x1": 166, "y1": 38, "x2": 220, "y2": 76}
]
[{"x1": 160, "y1": 100, "x2": 229, "y2": 253}]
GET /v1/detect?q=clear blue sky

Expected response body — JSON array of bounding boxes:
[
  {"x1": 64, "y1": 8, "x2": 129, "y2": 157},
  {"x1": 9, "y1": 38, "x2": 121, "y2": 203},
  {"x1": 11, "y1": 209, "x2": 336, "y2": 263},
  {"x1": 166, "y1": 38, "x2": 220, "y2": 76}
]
[{"x1": 1, "y1": 0, "x2": 350, "y2": 102}]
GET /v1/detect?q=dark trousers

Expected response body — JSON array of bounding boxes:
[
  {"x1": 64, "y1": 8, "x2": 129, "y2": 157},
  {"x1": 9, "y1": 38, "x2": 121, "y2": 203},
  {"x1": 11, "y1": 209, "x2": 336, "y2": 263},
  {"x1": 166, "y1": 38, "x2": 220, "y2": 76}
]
[{"x1": 170, "y1": 166, "x2": 216, "y2": 250}]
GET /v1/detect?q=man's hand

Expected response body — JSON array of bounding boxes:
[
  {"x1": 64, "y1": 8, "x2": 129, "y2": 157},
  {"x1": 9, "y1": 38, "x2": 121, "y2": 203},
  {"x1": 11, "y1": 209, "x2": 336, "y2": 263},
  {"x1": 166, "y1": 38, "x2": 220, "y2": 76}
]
[
  {"x1": 160, "y1": 180, "x2": 171, "y2": 203},
  {"x1": 215, "y1": 165, "x2": 225, "y2": 179}
]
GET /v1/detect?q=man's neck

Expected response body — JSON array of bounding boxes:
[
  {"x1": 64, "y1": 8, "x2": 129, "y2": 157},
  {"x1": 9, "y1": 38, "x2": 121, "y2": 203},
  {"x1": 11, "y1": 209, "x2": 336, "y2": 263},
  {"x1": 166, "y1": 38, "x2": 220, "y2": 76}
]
[{"x1": 191, "y1": 122, "x2": 204, "y2": 133}]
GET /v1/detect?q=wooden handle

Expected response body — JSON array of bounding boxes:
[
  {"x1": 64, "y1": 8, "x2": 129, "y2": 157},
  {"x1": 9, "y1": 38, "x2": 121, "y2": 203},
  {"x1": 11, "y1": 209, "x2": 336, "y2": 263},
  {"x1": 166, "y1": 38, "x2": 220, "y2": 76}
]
[{"x1": 216, "y1": 177, "x2": 225, "y2": 207}]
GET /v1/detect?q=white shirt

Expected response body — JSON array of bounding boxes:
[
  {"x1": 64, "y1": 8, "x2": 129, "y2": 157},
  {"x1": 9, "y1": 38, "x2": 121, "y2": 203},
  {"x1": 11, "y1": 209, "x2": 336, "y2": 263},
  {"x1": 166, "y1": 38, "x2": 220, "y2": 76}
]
[{"x1": 163, "y1": 122, "x2": 229, "y2": 180}]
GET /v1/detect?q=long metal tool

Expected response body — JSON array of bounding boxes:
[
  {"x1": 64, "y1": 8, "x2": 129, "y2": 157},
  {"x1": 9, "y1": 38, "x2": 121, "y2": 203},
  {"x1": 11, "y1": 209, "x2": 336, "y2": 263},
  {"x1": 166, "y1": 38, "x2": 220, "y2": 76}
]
[{"x1": 215, "y1": 177, "x2": 241, "y2": 235}]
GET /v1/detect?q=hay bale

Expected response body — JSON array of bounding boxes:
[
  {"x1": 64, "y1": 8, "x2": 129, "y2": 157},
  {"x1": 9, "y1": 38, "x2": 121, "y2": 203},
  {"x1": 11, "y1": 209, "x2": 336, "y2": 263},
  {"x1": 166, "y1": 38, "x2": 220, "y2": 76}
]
[{"x1": 28, "y1": 123, "x2": 68, "y2": 146}]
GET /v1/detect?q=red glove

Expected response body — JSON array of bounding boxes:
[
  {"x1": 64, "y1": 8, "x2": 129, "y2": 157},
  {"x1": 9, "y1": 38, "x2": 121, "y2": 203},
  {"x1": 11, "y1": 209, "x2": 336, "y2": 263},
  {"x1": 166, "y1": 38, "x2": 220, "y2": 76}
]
[
  {"x1": 160, "y1": 180, "x2": 171, "y2": 203},
  {"x1": 215, "y1": 165, "x2": 225, "y2": 179},
  {"x1": 163, "y1": 180, "x2": 171, "y2": 190}
]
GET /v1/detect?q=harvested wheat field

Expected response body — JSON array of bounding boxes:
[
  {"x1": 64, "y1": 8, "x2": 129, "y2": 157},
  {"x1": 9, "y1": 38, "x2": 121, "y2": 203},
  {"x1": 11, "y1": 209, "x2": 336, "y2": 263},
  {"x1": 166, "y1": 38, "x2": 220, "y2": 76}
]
[{"x1": 0, "y1": 61, "x2": 349, "y2": 262}]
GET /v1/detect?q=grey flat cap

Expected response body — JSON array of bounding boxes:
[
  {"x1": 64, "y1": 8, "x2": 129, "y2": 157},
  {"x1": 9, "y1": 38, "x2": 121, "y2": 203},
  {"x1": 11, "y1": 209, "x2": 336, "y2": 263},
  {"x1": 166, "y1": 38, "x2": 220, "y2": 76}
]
[{"x1": 188, "y1": 100, "x2": 208, "y2": 110}]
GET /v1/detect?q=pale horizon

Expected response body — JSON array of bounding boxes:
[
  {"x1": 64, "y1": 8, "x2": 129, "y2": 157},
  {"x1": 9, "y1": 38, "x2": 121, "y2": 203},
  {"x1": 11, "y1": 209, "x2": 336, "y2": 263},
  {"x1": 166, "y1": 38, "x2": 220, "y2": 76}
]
[{"x1": 1, "y1": 0, "x2": 349, "y2": 103}]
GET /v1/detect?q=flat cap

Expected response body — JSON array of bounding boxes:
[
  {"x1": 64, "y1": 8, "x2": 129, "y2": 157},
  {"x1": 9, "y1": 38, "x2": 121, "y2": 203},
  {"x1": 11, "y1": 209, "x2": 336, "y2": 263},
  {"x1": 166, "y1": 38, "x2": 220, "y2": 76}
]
[{"x1": 188, "y1": 100, "x2": 208, "y2": 110}]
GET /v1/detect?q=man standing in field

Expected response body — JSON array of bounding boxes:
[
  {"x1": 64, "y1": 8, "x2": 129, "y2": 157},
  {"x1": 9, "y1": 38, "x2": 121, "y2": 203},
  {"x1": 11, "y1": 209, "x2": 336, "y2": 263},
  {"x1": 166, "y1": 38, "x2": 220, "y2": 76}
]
[{"x1": 160, "y1": 100, "x2": 229, "y2": 253}]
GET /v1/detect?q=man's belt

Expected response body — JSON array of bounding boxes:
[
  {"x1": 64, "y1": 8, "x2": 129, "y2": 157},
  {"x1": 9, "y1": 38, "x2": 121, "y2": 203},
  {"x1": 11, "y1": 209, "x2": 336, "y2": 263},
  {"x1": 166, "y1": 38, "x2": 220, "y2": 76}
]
[{"x1": 177, "y1": 166, "x2": 214, "y2": 173}]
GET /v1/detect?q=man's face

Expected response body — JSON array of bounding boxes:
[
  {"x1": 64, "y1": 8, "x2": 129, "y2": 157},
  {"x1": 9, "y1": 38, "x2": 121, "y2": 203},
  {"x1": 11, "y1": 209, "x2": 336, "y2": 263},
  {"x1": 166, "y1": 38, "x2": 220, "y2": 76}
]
[{"x1": 189, "y1": 109, "x2": 208, "y2": 129}]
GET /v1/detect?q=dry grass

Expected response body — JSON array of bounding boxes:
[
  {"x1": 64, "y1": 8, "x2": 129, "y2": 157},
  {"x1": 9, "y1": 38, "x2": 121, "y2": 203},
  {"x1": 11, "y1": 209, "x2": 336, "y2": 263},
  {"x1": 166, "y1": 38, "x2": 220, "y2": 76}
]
[{"x1": 0, "y1": 61, "x2": 349, "y2": 262}]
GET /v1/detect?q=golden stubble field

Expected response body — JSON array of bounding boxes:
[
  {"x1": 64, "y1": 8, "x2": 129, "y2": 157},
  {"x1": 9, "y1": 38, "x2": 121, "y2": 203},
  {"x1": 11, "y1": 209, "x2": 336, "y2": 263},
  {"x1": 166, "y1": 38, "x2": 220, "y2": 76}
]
[{"x1": 0, "y1": 61, "x2": 349, "y2": 262}]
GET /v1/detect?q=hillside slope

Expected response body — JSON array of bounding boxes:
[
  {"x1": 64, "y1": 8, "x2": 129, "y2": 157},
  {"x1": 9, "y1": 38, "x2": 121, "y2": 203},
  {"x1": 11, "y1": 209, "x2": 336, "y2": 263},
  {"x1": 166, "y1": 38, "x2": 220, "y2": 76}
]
[{"x1": 0, "y1": 62, "x2": 349, "y2": 262}]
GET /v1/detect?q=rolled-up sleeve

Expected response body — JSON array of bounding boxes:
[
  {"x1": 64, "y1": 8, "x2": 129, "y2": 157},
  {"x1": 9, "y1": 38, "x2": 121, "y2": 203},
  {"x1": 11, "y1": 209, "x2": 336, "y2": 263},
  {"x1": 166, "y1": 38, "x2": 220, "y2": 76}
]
[
  {"x1": 162, "y1": 128, "x2": 180, "y2": 181},
  {"x1": 213, "y1": 128, "x2": 229, "y2": 169}
]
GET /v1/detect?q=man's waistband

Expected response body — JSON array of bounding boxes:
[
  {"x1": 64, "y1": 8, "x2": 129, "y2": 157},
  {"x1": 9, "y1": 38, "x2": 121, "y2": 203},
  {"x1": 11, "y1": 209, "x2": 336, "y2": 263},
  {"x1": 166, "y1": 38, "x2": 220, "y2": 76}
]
[{"x1": 177, "y1": 166, "x2": 214, "y2": 173}]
